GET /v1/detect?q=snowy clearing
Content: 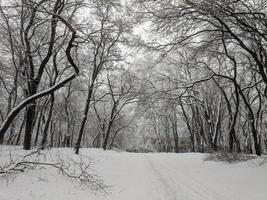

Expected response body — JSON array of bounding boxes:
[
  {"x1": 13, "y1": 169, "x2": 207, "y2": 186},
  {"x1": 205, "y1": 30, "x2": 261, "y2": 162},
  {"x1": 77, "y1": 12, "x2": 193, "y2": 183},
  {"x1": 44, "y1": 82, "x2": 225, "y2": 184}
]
[{"x1": 0, "y1": 146, "x2": 267, "y2": 200}]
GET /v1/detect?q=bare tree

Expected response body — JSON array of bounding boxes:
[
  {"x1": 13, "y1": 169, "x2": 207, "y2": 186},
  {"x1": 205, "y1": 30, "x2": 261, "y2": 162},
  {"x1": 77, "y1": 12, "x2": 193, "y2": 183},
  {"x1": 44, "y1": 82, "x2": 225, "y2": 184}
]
[
  {"x1": 0, "y1": 0, "x2": 80, "y2": 150},
  {"x1": 75, "y1": 1, "x2": 127, "y2": 154}
]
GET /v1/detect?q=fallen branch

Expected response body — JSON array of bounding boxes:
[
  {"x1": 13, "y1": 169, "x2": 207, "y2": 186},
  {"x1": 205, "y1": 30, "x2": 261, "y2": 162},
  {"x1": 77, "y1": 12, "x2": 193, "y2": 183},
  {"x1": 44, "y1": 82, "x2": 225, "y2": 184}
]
[{"x1": 0, "y1": 148, "x2": 108, "y2": 193}]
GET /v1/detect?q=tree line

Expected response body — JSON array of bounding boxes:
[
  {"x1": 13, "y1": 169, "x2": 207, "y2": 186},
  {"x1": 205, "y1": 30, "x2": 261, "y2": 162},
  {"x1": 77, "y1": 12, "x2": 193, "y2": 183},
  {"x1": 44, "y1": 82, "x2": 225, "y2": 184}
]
[
  {"x1": 133, "y1": 0, "x2": 267, "y2": 156},
  {"x1": 0, "y1": 0, "x2": 266, "y2": 156}
]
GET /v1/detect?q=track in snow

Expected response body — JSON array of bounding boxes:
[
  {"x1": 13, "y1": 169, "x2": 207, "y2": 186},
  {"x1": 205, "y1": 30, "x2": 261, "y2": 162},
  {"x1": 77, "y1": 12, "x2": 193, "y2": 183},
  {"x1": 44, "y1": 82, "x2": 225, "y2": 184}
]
[
  {"x1": 95, "y1": 151, "x2": 267, "y2": 200},
  {"x1": 1, "y1": 148, "x2": 267, "y2": 200}
]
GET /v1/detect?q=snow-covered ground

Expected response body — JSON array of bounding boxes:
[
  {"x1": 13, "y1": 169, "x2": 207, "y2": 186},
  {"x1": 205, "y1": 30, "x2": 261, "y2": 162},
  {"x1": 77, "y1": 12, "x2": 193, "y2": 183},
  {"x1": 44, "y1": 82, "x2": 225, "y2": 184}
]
[{"x1": 0, "y1": 146, "x2": 267, "y2": 200}]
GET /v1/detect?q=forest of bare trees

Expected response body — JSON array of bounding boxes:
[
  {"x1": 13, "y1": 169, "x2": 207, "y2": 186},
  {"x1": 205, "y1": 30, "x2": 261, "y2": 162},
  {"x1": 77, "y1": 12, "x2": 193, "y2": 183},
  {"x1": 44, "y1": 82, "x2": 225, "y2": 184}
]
[{"x1": 0, "y1": 0, "x2": 267, "y2": 156}]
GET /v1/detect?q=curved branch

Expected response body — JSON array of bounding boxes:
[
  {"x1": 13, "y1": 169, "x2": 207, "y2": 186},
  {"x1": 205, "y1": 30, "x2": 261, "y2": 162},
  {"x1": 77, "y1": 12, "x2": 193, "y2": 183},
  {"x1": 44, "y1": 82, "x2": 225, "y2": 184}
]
[{"x1": 0, "y1": 74, "x2": 76, "y2": 137}]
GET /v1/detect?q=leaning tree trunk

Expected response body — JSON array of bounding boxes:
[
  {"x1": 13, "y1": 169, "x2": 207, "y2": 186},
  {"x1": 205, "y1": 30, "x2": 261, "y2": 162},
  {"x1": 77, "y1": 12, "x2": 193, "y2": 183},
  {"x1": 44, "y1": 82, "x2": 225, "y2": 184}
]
[
  {"x1": 109, "y1": 126, "x2": 127, "y2": 149},
  {"x1": 239, "y1": 88, "x2": 261, "y2": 156},
  {"x1": 103, "y1": 104, "x2": 117, "y2": 151},
  {"x1": 75, "y1": 85, "x2": 94, "y2": 154},
  {"x1": 41, "y1": 93, "x2": 55, "y2": 148},
  {"x1": 34, "y1": 99, "x2": 48, "y2": 146}
]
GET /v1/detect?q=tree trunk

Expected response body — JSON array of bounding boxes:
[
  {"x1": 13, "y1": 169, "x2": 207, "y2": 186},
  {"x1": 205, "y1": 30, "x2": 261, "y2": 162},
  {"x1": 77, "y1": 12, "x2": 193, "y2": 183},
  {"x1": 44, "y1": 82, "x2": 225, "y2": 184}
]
[
  {"x1": 103, "y1": 102, "x2": 118, "y2": 150},
  {"x1": 171, "y1": 111, "x2": 179, "y2": 153},
  {"x1": 239, "y1": 91, "x2": 261, "y2": 156},
  {"x1": 0, "y1": 74, "x2": 77, "y2": 146},
  {"x1": 180, "y1": 102, "x2": 195, "y2": 152},
  {"x1": 0, "y1": 93, "x2": 13, "y2": 144},
  {"x1": 212, "y1": 94, "x2": 222, "y2": 150},
  {"x1": 109, "y1": 126, "x2": 127, "y2": 149},
  {"x1": 34, "y1": 99, "x2": 48, "y2": 146},
  {"x1": 23, "y1": 97, "x2": 37, "y2": 150},
  {"x1": 15, "y1": 114, "x2": 25, "y2": 145},
  {"x1": 75, "y1": 86, "x2": 94, "y2": 154},
  {"x1": 173, "y1": 128, "x2": 179, "y2": 153},
  {"x1": 41, "y1": 93, "x2": 54, "y2": 148},
  {"x1": 102, "y1": 118, "x2": 114, "y2": 150}
]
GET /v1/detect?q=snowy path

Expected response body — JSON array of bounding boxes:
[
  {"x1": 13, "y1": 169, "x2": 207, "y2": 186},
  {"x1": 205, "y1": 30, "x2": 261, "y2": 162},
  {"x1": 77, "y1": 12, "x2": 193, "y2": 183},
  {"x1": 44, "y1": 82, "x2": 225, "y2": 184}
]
[
  {"x1": 143, "y1": 154, "x2": 229, "y2": 200},
  {"x1": 1, "y1": 148, "x2": 267, "y2": 200}
]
